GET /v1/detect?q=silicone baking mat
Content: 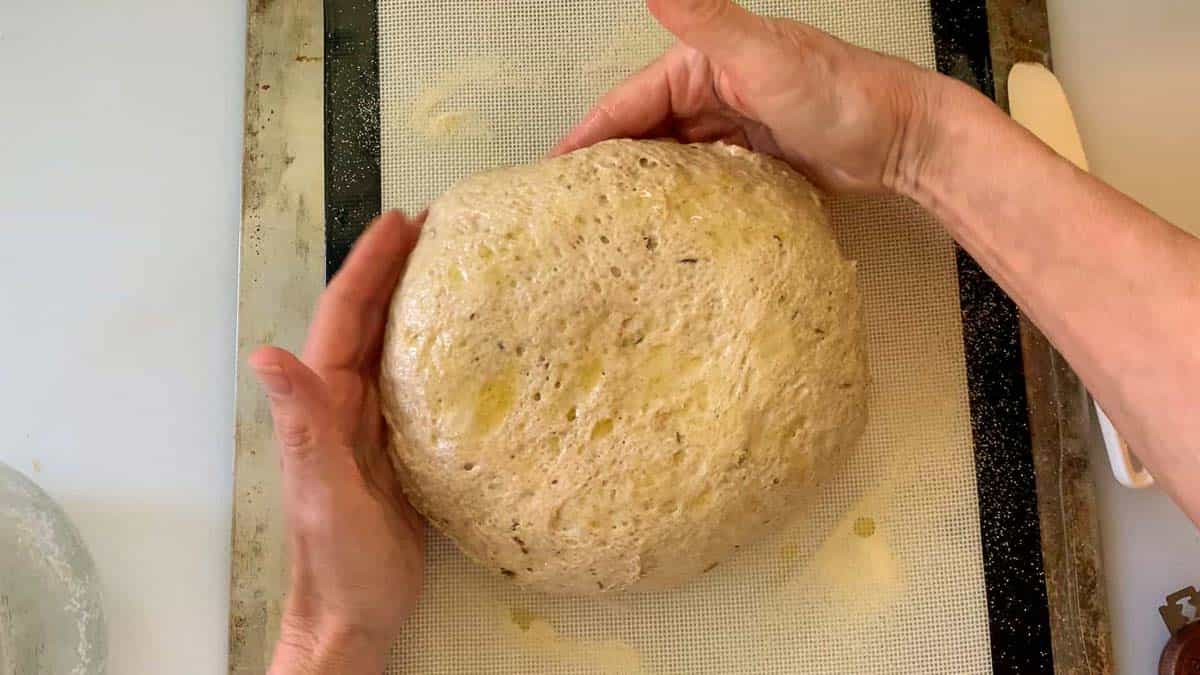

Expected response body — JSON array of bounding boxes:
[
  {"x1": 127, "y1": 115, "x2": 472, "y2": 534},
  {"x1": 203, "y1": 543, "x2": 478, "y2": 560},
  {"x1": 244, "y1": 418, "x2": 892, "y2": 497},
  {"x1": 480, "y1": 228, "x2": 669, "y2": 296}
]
[{"x1": 322, "y1": 1, "x2": 1055, "y2": 673}]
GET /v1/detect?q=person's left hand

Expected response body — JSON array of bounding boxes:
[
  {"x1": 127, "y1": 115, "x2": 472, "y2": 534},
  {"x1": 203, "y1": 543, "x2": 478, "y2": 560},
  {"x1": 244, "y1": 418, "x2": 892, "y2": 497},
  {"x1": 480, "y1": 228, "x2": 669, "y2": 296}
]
[{"x1": 249, "y1": 211, "x2": 426, "y2": 674}]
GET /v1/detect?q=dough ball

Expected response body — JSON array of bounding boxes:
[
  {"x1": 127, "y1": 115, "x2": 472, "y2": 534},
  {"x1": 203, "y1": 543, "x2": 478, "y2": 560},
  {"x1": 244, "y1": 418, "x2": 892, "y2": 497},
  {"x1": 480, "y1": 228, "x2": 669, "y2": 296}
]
[{"x1": 381, "y1": 140, "x2": 868, "y2": 595}]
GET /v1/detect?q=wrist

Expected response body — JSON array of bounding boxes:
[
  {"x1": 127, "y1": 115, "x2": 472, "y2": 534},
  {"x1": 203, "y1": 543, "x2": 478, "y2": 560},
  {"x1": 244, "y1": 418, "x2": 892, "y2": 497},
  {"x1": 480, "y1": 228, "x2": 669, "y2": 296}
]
[
  {"x1": 269, "y1": 615, "x2": 390, "y2": 675},
  {"x1": 891, "y1": 73, "x2": 1008, "y2": 210}
]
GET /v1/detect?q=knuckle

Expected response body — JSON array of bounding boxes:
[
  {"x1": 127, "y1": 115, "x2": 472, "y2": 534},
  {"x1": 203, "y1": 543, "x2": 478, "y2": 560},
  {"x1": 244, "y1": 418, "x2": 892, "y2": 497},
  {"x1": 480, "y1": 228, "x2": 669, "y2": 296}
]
[
  {"x1": 592, "y1": 100, "x2": 621, "y2": 129},
  {"x1": 775, "y1": 22, "x2": 821, "y2": 60},
  {"x1": 315, "y1": 285, "x2": 367, "y2": 324},
  {"x1": 692, "y1": 0, "x2": 729, "y2": 25},
  {"x1": 276, "y1": 420, "x2": 317, "y2": 456}
]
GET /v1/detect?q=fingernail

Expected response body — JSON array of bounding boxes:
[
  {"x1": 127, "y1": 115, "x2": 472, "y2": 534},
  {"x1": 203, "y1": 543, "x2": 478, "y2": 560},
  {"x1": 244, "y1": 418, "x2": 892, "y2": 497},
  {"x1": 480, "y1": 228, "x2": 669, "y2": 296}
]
[{"x1": 254, "y1": 364, "x2": 293, "y2": 397}]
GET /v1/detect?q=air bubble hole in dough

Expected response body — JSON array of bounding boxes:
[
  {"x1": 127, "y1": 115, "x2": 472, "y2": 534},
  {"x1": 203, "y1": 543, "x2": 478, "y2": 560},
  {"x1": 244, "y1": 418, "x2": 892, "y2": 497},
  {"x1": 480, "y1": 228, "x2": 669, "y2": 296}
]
[{"x1": 381, "y1": 139, "x2": 869, "y2": 595}]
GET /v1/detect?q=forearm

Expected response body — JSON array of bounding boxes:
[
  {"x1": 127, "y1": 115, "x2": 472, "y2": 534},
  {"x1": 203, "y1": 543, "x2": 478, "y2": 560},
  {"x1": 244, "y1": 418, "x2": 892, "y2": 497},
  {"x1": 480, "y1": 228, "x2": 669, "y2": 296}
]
[{"x1": 911, "y1": 79, "x2": 1200, "y2": 519}]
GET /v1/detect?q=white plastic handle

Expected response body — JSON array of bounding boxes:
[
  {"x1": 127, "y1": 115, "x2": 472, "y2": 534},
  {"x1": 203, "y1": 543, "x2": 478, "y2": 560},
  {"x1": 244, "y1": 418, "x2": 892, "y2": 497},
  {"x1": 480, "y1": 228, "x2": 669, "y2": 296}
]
[{"x1": 1094, "y1": 401, "x2": 1154, "y2": 488}]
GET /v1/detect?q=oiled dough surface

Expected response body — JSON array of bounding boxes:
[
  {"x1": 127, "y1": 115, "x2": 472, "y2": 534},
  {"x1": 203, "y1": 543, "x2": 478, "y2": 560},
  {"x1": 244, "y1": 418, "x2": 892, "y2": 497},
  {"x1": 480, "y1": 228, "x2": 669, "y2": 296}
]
[{"x1": 381, "y1": 140, "x2": 868, "y2": 595}]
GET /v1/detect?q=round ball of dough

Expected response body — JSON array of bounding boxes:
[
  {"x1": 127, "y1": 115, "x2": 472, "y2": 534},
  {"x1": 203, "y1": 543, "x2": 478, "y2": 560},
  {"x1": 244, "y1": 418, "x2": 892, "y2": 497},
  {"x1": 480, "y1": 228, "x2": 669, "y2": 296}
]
[{"x1": 381, "y1": 140, "x2": 868, "y2": 595}]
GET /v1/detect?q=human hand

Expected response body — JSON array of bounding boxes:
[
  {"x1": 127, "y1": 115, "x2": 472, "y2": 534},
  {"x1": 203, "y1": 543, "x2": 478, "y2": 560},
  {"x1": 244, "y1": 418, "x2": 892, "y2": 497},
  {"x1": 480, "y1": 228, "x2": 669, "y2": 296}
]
[
  {"x1": 554, "y1": 0, "x2": 968, "y2": 196},
  {"x1": 250, "y1": 211, "x2": 426, "y2": 674}
]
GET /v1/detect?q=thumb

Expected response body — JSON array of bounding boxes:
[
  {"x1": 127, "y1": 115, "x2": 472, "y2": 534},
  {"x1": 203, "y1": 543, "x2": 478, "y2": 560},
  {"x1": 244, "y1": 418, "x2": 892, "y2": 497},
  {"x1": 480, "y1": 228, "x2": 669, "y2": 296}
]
[
  {"x1": 647, "y1": 0, "x2": 768, "y2": 62},
  {"x1": 249, "y1": 346, "x2": 335, "y2": 469}
]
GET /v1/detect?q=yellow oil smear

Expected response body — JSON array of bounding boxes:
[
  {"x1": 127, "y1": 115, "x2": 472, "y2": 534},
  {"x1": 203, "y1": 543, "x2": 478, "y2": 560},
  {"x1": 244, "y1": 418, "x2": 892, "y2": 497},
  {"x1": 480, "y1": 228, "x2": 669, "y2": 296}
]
[
  {"x1": 510, "y1": 607, "x2": 537, "y2": 631},
  {"x1": 684, "y1": 381, "x2": 710, "y2": 413},
  {"x1": 673, "y1": 194, "x2": 708, "y2": 223},
  {"x1": 445, "y1": 368, "x2": 516, "y2": 438},
  {"x1": 780, "y1": 543, "x2": 801, "y2": 563},
  {"x1": 706, "y1": 223, "x2": 753, "y2": 253},
  {"x1": 552, "y1": 356, "x2": 605, "y2": 424},
  {"x1": 640, "y1": 346, "x2": 702, "y2": 401},
  {"x1": 426, "y1": 109, "x2": 482, "y2": 138},
  {"x1": 668, "y1": 180, "x2": 765, "y2": 258},
  {"x1": 445, "y1": 264, "x2": 464, "y2": 288},
  {"x1": 474, "y1": 372, "x2": 516, "y2": 436},
  {"x1": 853, "y1": 516, "x2": 877, "y2": 538},
  {"x1": 751, "y1": 315, "x2": 799, "y2": 365},
  {"x1": 590, "y1": 418, "x2": 614, "y2": 440},
  {"x1": 498, "y1": 605, "x2": 644, "y2": 674},
  {"x1": 577, "y1": 357, "x2": 604, "y2": 391},
  {"x1": 477, "y1": 241, "x2": 507, "y2": 288},
  {"x1": 684, "y1": 486, "x2": 713, "y2": 511},
  {"x1": 781, "y1": 501, "x2": 902, "y2": 615},
  {"x1": 483, "y1": 264, "x2": 506, "y2": 288},
  {"x1": 405, "y1": 58, "x2": 498, "y2": 142},
  {"x1": 408, "y1": 95, "x2": 485, "y2": 141}
]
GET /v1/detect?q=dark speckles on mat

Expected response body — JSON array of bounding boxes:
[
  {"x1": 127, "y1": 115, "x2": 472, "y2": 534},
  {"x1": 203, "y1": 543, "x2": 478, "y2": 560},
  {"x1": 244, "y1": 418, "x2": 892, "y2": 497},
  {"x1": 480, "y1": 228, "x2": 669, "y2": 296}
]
[
  {"x1": 324, "y1": 0, "x2": 382, "y2": 280},
  {"x1": 958, "y1": 247, "x2": 1054, "y2": 673}
]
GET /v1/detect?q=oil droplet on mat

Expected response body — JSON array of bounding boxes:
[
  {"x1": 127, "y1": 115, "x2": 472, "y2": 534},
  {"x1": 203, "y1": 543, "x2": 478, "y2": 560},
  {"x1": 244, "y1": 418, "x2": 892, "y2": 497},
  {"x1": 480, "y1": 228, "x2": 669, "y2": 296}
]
[
  {"x1": 780, "y1": 543, "x2": 801, "y2": 563},
  {"x1": 510, "y1": 607, "x2": 537, "y2": 631},
  {"x1": 853, "y1": 516, "x2": 877, "y2": 538}
]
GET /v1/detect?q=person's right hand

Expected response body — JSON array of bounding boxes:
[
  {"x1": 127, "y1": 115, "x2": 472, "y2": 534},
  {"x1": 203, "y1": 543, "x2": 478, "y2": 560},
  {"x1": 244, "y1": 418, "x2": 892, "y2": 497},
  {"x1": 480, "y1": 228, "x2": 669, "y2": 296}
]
[{"x1": 553, "y1": 0, "x2": 971, "y2": 196}]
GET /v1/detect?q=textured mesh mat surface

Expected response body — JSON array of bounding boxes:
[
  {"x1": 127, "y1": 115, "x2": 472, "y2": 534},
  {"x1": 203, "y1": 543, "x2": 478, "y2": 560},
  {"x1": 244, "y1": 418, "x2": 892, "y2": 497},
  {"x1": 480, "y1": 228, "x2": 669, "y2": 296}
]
[{"x1": 379, "y1": 2, "x2": 990, "y2": 673}]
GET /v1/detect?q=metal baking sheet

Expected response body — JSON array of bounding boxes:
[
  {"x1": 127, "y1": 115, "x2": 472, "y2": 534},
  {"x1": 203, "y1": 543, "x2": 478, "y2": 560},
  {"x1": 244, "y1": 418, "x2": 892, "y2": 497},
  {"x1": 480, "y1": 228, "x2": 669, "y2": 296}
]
[{"x1": 230, "y1": 1, "x2": 1113, "y2": 673}]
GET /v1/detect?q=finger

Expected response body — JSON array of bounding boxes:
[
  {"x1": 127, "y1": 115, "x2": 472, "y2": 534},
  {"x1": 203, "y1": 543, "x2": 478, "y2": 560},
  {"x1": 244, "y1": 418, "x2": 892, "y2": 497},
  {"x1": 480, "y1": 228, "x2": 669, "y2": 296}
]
[
  {"x1": 250, "y1": 346, "x2": 343, "y2": 469},
  {"x1": 328, "y1": 210, "x2": 425, "y2": 310},
  {"x1": 551, "y1": 55, "x2": 674, "y2": 156},
  {"x1": 647, "y1": 0, "x2": 767, "y2": 63},
  {"x1": 674, "y1": 113, "x2": 746, "y2": 145},
  {"x1": 358, "y1": 447, "x2": 424, "y2": 541},
  {"x1": 303, "y1": 211, "x2": 424, "y2": 374},
  {"x1": 372, "y1": 433, "x2": 427, "y2": 541},
  {"x1": 397, "y1": 497, "x2": 426, "y2": 554}
]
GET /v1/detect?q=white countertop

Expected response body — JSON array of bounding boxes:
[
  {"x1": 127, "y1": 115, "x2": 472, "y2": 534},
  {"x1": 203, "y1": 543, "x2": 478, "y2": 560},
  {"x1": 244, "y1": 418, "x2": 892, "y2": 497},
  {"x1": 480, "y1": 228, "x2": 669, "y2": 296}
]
[
  {"x1": 1, "y1": 3, "x2": 243, "y2": 673},
  {"x1": 0, "y1": 1, "x2": 1196, "y2": 673}
]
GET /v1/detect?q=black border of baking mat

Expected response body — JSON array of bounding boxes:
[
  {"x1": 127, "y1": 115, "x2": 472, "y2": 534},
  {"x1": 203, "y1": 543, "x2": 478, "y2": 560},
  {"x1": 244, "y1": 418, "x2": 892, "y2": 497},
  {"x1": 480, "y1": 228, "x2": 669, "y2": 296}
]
[
  {"x1": 324, "y1": 0, "x2": 381, "y2": 280},
  {"x1": 323, "y1": 1, "x2": 1056, "y2": 672},
  {"x1": 932, "y1": 0, "x2": 1055, "y2": 671}
]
